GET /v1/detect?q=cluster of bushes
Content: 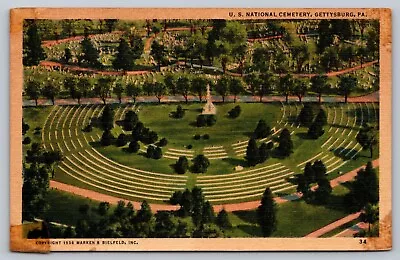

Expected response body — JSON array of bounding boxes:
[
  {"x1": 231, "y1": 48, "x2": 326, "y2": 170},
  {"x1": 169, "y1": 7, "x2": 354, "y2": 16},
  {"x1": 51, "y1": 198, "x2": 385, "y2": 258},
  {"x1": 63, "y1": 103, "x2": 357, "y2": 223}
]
[
  {"x1": 146, "y1": 145, "x2": 163, "y2": 159},
  {"x1": 253, "y1": 119, "x2": 271, "y2": 139},
  {"x1": 245, "y1": 139, "x2": 274, "y2": 166},
  {"x1": 196, "y1": 115, "x2": 216, "y2": 127},
  {"x1": 193, "y1": 134, "x2": 210, "y2": 140},
  {"x1": 228, "y1": 105, "x2": 241, "y2": 118},
  {"x1": 174, "y1": 154, "x2": 210, "y2": 174},
  {"x1": 171, "y1": 105, "x2": 185, "y2": 119},
  {"x1": 297, "y1": 160, "x2": 332, "y2": 204}
]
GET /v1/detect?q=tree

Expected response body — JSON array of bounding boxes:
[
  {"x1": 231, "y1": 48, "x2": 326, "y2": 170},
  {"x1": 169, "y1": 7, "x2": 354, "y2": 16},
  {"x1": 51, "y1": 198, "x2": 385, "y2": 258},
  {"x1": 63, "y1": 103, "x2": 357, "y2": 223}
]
[
  {"x1": 308, "y1": 120, "x2": 324, "y2": 139},
  {"x1": 338, "y1": 75, "x2": 357, "y2": 103},
  {"x1": 229, "y1": 78, "x2": 244, "y2": 103},
  {"x1": 126, "y1": 83, "x2": 142, "y2": 103},
  {"x1": 95, "y1": 77, "x2": 112, "y2": 104},
  {"x1": 123, "y1": 111, "x2": 138, "y2": 131},
  {"x1": 175, "y1": 156, "x2": 189, "y2": 174},
  {"x1": 257, "y1": 188, "x2": 277, "y2": 237},
  {"x1": 23, "y1": 22, "x2": 46, "y2": 66},
  {"x1": 42, "y1": 150, "x2": 63, "y2": 177},
  {"x1": 258, "y1": 143, "x2": 270, "y2": 163},
  {"x1": 76, "y1": 78, "x2": 91, "y2": 104},
  {"x1": 298, "y1": 103, "x2": 314, "y2": 127},
  {"x1": 25, "y1": 80, "x2": 41, "y2": 106},
  {"x1": 360, "y1": 203, "x2": 379, "y2": 232},
  {"x1": 158, "y1": 137, "x2": 168, "y2": 147},
  {"x1": 128, "y1": 140, "x2": 140, "y2": 153},
  {"x1": 320, "y1": 46, "x2": 340, "y2": 72},
  {"x1": 154, "y1": 211, "x2": 177, "y2": 238},
  {"x1": 228, "y1": 105, "x2": 241, "y2": 118},
  {"x1": 277, "y1": 128, "x2": 293, "y2": 157},
  {"x1": 150, "y1": 40, "x2": 167, "y2": 71},
  {"x1": 258, "y1": 72, "x2": 275, "y2": 102},
  {"x1": 153, "y1": 82, "x2": 166, "y2": 103},
  {"x1": 216, "y1": 76, "x2": 230, "y2": 103},
  {"x1": 164, "y1": 73, "x2": 176, "y2": 96},
  {"x1": 253, "y1": 120, "x2": 271, "y2": 139},
  {"x1": 244, "y1": 72, "x2": 261, "y2": 96},
  {"x1": 314, "y1": 178, "x2": 332, "y2": 204},
  {"x1": 113, "y1": 82, "x2": 124, "y2": 104},
  {"x1": 192, "y1": 155, "x2": 210, "y2": 173},
  {"x1": 278, "y1": 74, "x2": 294, "y2": 103},
  {"x1": 315, "y1": 108, "x2": 328, "y2": 126},
  {"x1": 129, "y1": 33, "x2": 144, "y2": 62},
  {"x1": 41, "y1": 82, "x2": 59, "y2": 105},
  {"x1": 245, "y1": 138, "x2": 259, "y2": 167},
  {"x1": 63, "y1": 48, "x2": 72, "y2": 64},
  {"x1": 312, "y1": 160, "x2": 327, "y2": 183},
  {"x1": 22, "y1": 164, "x2": 50, "y2": 221},
  {"x1": 293, "y1": 78, "x2": 308, "y2": 103},
  {"x1": 216, "y1": 209, "x2": 232, "y2": 229},
  {"x1": 80, "y1": 36, "x2": 101, "y2": 68},
  {"x1": 101, "y1": 129, "x2": 114, "y2": 146},
  {"x1": 173, "y1": 105, "x2": 185, "y2": 119},
  {"x1": 99, "y1": 105, "x2": 114, "y2": 131},
  {"x1": 311, "y1": 75, "x2": 328, "y2": 103},
  {"x1": 356, "y1": 124, "x2": 378, "y2": 158},
  {"x1": 351, "y1": 162, "x2": 379, "y2": 209},
  {"x1": 191, "y1": 77, "x2": 207, "y2": 102},
  {"x1": 176, "y1": 76, "x2": 191, "y2": 103},
  {"x1": 113, "y1": 38, "x2": 134, "y2": 71},
  {"x1": 22, "y1": 120, "x2": 30, "y2": 135},
  {"x1": 105, "y1": 19, "x2": 118, "y2": 33}
]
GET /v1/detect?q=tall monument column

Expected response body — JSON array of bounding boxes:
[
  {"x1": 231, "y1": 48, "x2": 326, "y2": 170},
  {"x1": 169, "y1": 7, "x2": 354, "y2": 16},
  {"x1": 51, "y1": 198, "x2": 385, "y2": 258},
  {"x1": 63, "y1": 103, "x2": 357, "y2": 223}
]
[{"x1": 202, "y1": 84, "x2": 217, "y2": 115}]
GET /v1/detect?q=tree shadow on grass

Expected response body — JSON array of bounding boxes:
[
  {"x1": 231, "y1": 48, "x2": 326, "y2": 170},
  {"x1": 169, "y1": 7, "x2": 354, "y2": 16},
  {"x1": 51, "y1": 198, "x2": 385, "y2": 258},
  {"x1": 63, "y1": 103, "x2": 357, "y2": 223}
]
[
  {"x1": 236, "y1": 224, "x2": 263, "y2": 237},
  {"x1": 221, "y1": 157, "x2": 247, "y2": 167},
  {"x1": 232, "y1": 210, "x2": 258, "y2": 224}
]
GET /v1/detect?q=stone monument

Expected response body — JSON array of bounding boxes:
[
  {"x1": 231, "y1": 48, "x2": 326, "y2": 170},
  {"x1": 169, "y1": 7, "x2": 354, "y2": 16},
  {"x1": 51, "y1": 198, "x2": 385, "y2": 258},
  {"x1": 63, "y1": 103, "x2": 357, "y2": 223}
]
[{"x1": 202, "y1": 84, "x2": 217, "y2": 115}]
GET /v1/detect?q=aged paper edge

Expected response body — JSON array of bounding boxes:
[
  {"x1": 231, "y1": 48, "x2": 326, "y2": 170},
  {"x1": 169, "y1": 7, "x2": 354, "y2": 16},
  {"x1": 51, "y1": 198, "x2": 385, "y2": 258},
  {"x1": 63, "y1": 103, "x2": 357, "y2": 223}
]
[{"x1": 9, "y1": 7, "x2": 392, "y2": 252}]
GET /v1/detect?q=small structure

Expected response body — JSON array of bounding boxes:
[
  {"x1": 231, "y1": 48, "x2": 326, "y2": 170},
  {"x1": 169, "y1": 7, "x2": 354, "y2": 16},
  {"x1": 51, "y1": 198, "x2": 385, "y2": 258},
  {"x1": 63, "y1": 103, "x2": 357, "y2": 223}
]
[{"x1": 202, "y1": 84, "x2": 217, "y2": 115}]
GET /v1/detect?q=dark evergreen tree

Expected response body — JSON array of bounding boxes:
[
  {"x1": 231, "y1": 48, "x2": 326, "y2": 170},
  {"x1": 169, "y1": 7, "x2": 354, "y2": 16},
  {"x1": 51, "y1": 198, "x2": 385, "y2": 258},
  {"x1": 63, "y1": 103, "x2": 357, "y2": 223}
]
[
  {"x1": 99, "y1": 105, "x2": 114, "y2": 130},
  {"x1": 312, "y1": 160, "x2": 327, "y2": 182},
  {"x1": 63, "y1": 48, "x2": 72, "y2": 64},
  {"x1": 23, "y1": 22, "x2": 46, "y2": 66},
  {"x1": 123, "y1": 111, "x2": 138, "y2": 131},
  {"x1": 258, "y1": 142, "x2": 270, "y2": 163},
  {"x1": 175, "y1": 156, "x2": 189, "y2": 174},
  {"x1": 245, "y1": 138, "x2": 259, "y2": 166},
  {"x1": 253, "y1": 119, "x2": 271, "y2": 139},
  {"x1": 350, "y1": 162, "x2": 379, "y2": 209},
  {"x1": 315, "y1": 178, "x2": 332, "y2": 204},
  {"x1": 298, "y1": 103, "x2": 314, "y2": 127},
  {"x1": 277, "y1": 128, "x2": 293, "y2": 157},
  {"x1": 216, "y1": 209, "x2": 232, "y2": 229},
  {"x1": 80, "y1": 37, "x2": 101, "y2": 68},
  {"x1": 356, "y1": 124, "x2": 378, "y2": 158},
  {"x1": 257, "y1": 188, "x2": 277, "y2": 237},
  {"x1": 113, "y1": 38, "x2": 134, "y2": 71}
]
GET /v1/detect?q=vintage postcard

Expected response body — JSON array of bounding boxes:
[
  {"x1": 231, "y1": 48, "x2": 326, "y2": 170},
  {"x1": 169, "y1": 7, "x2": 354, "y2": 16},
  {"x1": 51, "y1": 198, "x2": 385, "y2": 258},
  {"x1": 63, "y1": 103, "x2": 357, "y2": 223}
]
[{"x1": 10, "y1": 8, "x2": 391, "y2": 251}]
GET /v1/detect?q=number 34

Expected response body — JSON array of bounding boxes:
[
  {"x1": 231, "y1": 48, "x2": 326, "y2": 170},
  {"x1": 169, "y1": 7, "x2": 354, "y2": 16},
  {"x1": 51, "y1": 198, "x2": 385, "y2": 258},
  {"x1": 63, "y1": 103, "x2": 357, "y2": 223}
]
[{"x1": 359, "y1": 239, "x2": 367, "y2": 244}]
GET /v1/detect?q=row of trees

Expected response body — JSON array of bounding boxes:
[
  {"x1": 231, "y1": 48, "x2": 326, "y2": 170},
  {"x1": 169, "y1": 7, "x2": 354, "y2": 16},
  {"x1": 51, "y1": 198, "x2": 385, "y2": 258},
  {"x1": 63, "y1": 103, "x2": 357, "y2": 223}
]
[
  {"x1": 25, "y1": 70, "x2": 360, "y2": 106},
  {"x1": 174, "y1": 154, "x2": 210, "y2": 174}
]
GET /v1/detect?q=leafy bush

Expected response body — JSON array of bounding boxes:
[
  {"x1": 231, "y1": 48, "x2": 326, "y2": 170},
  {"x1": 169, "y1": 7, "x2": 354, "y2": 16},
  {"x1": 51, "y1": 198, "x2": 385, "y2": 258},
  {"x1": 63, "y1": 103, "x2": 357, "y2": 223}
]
[
  {"x1": 228, "y1": 105, "x2": 241, "y2": 118},
  {"x1": 203, "y1": 134, "x2": 210, "y2": 140},
  {"x1": 194, "y1": 134, "x2": 201, "y2": 140},
  {"x1": 23, "y1": 136, "x2": 31, "y2": 145}
]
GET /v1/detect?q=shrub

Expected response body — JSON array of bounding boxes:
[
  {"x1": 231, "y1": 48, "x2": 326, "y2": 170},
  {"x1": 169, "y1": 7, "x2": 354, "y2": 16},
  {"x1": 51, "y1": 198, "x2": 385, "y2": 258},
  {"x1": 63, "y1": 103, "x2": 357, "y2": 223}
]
[
  {"x1": 128, "y1": 141, "x2": 140, "y2": 153},
  {"x1": 153, "y1": 146, "x2": 163, "y2": 159},
  {"x1": 266, "y1": 141, "x2": 274, "y2": 150},
  {"x1": 192, "y1": 154, "x2": 210, "y2": 173},
  {"x1": 83, "y1": 124, "x2": 93, "y2": 132},
  {"x1": 194, "y1": 134, "x2": 201, "y2": 140},
  {"x1": 187, "y1": 144, "x2": 193, "y2": 149},
  {"x1": 123, "y1": 111, "x2": 138, "y2": 131},
  {"x1": 253, "y1": 120, "x2": 271, "y2": 139},
  {"x1": 203, "y1": 134, "x2": 210, "y2": 140},
  {"x1": 100, "y1": 130, "x2": 114, "y2": 146},
  {"x1": 158, "y1": 137, "x2": 168, "y2": 147},
  {"x1": 173, "y1": 105, "x2": 185, "y2": 118},
  {"x1": 147, "y1": 145, "x2": 162, "y2": 159},
  {"x1": 22, "y1": 121, "x2": 30, "y2": 135},
  {"x1": 228, "y1": 105, "x2": 241, "y2": 118},
  {"x1": 196, "y1": 115, "x2": 217, "y2": 127},
  {"x1": 23, "y1": 136, "x2": 31, "y2": 145},
  {"x1": 116, "y1": 133, "x2": 128, "y2": 147}
]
